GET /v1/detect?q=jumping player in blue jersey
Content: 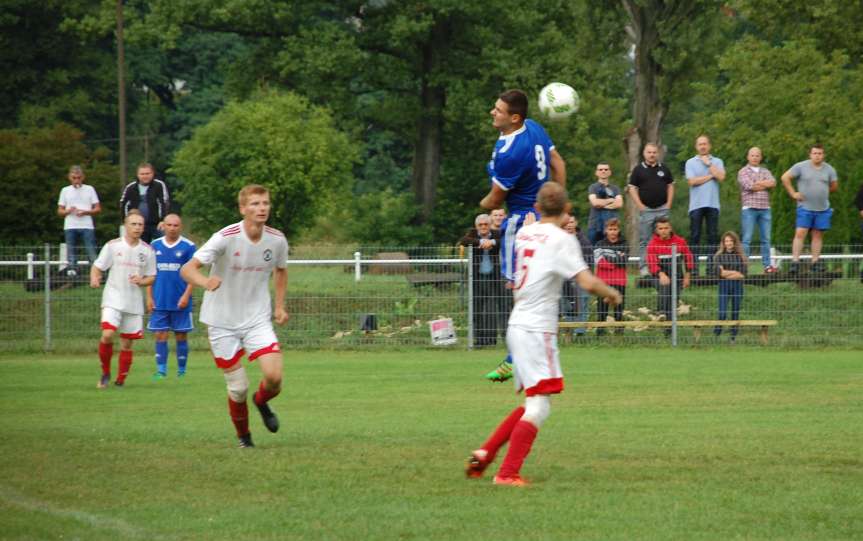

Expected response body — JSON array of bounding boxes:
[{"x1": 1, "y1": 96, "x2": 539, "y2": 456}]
[
  {"x1": 146, "y1": 214, "x2": 196, "y2": 379},
  {"x1": 479, "y1": 89, "x2": 567, "y2": 382}
]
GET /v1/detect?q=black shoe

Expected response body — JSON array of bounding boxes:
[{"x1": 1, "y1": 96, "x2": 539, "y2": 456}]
[
  {"x1": 811, "y1": 261, "x2": 826, "y2": 273},
  {"x1": 238, "y1": 434, "x2": 255, "y2": 448},
  {"x1": 789, "y1": 262, "x2": 800, "y2": 275},
  {"x1": 254, "y1": 399, "x2": 280, "y2": 433}
]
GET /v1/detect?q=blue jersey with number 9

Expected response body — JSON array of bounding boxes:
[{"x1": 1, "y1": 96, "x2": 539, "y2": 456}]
[{"x1": 486, "y1": 119, "x2": 555, "y2": 212}]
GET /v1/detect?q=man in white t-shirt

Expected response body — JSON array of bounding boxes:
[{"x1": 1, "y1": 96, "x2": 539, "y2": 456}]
[
  {"x1": 57, "y1": 165, "x2": 101, "y2": 268},
  {"x1": 181, "y1": 185, "x2": 289, "y2": 449},
  {"x1": 90, "y1": 210, "x2": 156, "y2": 389},
  {"x1": 465, "y1": 182, "x2": 621, "y2": 486}
]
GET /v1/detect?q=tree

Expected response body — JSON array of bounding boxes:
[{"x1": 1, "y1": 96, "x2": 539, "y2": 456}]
[{"x1": 171, "y1": 91, "x2": 358, "y2": 237}]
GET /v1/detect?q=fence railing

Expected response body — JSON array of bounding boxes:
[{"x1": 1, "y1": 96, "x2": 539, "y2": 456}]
[{"x1": 1, "y1": 243, "x2": 861, "y2": 352}]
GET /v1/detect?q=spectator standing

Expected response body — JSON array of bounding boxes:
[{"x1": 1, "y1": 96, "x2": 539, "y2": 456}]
[
  {"x1": 90, "y1": 210, "x2": 156, "y2": 388},
  {"x1": 593, "y1": 218, "x2": 628, "y2": 336},
  {"x1": 562, "y1": 215, "x2": 592, "y2": 336},
  {"x1": 459, "y1": 214, "x2": 503, "y2": 347},
  {"x1": 120, "y1": 163, "x2": 171, "y2": 243},
  {"x1": 780, "y1": 144, "x2": 839, "y2": 274},
  {"x1": 587, "y1": 162, "x2": 623, "y2": 243},
  {"x1": 713, "y1": 232, "x2": 747, "y2": 341},
  {"x1": 737, "y1": 147, "x2": 777, "y2": 273},
  {"x1": 57, "y1": 165, "x2": 101, "y2": 269},
  {"x1": 646, "y1": 217, "x2": 694, "y2": 335},
  {"x1": 628, "y1": 143, "x2": 675, "y2": 275},
  {"x1": 685, "y1": 135, "x2": 726, "y2": 276},
  {"x1": 146, "y1": 214, "x2": 196, "y2": 379}
]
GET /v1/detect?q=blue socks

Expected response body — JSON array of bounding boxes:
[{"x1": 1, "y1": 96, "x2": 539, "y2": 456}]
[
  {"x1": 176, "y1": 340, "x2": 188, "y2": 375},
  {"x1": 155, "y1": 341, "x2": 169, "y2": 375},
  {"x1": 504, "y1": 353, "x2": 512, "y2": 365}
]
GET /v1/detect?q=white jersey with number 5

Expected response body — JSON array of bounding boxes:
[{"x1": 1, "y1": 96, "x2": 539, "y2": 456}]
[
  {"x1": 194, "y1": 222, "x2": 289, "y2": 330},
  {"x1": 94, "y1": 238, "x2": 157, "y2": 315},
  {"x1": 508, "y1": 222, "x2": 588, "y2": 333}
]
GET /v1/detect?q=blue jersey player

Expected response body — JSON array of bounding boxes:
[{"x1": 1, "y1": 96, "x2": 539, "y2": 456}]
[
  {"x1": 479, "y1": 89, "x2": 567, "y2": 382},
  {"x1": 146, "y1": 214, "x2": 196, "y2": 379}
]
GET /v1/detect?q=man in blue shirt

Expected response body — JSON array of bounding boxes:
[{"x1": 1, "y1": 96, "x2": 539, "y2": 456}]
[
  {"x1": 146, "y1": 214, "x2": 196, "y2": 379},
  {"x1": 479, "y1": 89, "x2": 567, "y2": 381},
  {"x1": 685, "y1": 134, "x2": 725, "y2": 276}
]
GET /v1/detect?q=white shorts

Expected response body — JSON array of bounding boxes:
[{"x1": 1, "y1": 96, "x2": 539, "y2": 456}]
[
  {"x1": 506, "y1": 326, "x2": 564, "y2": 396},
  {"x1": 101, "y1": 307, "x2": 143, "y2": 339},
  {"x1": 207, "y1": 323, "x2": 281, "y2": 369}
]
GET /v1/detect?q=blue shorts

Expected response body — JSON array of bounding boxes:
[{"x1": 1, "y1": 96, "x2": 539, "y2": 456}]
[
  {"x1": 796, "y1": 207, "x2": 832, "y2": 231},
  {"x1": 501, "y1": 208, "x2": 540, "y2": 282},
  {"x1": 147, "y1": 310, "x2": 194, "y2": 333}
]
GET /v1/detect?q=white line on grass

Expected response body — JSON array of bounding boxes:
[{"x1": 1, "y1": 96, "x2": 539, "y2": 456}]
[{"x1": 0, "y1": 485, "x2": 161, "y2": 540}]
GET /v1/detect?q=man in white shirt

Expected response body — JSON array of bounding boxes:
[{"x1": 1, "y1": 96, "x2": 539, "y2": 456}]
[
  {"x1": 182, "y1": 185, "x2": 289, "y2": 449},
  {"x1": 90, "y1": 210, "x2": 156, "y2": 388},
  {"x1": 57, "y1": 165, "x2": 101, "y2": 268},
  {"x1": 465, "y1": 182, "x2": 621, "y2": 486}
]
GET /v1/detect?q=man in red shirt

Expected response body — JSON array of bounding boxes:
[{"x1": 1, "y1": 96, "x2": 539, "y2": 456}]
[{"x1": 646, "y1": 217, "x2": 694, "y2": 332}]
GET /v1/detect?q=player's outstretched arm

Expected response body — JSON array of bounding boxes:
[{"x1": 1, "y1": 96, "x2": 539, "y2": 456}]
[
  {"x1": 574, "y1": 270, "x2": 622, "y2": 306},
  {"x1": 181, "y1": 258, "x2": 221, "y2": 292},
  {"x1": 273, "y1": 267, "x2": 289, "y2": 325},
  {"x1": 550, "y1": 149, "x2": 566, "y2": 187},
  {"x1": 480, "y1": 183, "x2": 507, "y2": 210}
]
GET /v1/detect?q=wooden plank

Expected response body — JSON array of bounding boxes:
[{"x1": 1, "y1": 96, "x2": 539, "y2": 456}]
[{"x1": 559, "y1": 320, "x2": 777, "y2": 329}]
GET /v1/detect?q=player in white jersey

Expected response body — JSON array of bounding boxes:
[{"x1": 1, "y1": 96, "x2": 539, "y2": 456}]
[
  {"x1": 465, "y1": 183, "x2": 621, "y2": 486},
  {"x1": 181, "y1": 185, "x2": 289, "y2": 448},
  {"x1": 90, "y1": 210, "x2": 157, "y2": 388}
]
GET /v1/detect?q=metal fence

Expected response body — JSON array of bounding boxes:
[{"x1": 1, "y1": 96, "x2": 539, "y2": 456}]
[{"x1": 1, "y1": 243, "x2": 861, "y2": 353}]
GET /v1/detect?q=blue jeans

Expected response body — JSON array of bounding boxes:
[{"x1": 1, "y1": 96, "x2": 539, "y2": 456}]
[
  {"x1": 561, "y1": 281, "x2": 590, "y2": 335},
  {"x1": 588, "y1": 209, "x2": 618, "y2": 244},
  {"x1": 64, "y1": 228, "x2": 97, "y2": 265},
  {"x1": 740, "y1": 208, "x2": 772, "y2": 268},
  {"x1": 689, "y1": 207, "x2": 719, "y2": 272},
  {"x1": 715, "y1": 280, "x2": 743, "y2": 337}
]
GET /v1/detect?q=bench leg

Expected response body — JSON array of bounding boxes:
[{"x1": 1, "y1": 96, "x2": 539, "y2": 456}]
[
  {"x1": 693, "y1": 326, "x2": 701, "y2": 344},
  {"x1": 759, "y1": 326, "x2": 769, "y2": 345}
]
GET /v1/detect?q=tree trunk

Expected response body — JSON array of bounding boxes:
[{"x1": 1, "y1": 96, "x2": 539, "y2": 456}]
[
  {"x1": 622, "y1": 0, "x2": 668, "y2": 255},
  {"x1": 410, "y1": 21, "x2": 448, "y2": 223}
]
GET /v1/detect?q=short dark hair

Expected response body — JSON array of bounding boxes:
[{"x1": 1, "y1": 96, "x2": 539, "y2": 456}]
[
  {"x1": 499, "y1": 89, "x2": 528, "y2": 121},
  {"x1": 605, "y1": 218, "x2": 620, "y2": 229},
  {"x1": 536, "y1": 182, "x2": 568, "y2": 217},
  {"x1": 654, "y1": 216, "x2": 671, "y2": 229},
  {"x1": 137, "y1": 162, "x2": 155, "y2": 172},
  {"x1": 810, "y1": 143, "x2": 824, "y2": 152}
]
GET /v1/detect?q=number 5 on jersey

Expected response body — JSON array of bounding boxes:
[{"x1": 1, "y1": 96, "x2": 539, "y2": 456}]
[{"x1": 514, "y1": 247, "x2": 535, "y2": 290}]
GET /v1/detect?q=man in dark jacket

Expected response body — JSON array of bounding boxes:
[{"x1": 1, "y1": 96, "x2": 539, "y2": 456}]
[
  {"x1": 460, "y1": 214, "x2": 504, "y2": 347},
  {"x1": 120, "y1": 163, "x2": 171, "y2": 243}
]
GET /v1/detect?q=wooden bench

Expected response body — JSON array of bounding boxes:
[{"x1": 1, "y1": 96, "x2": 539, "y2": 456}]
[{"x1": 559, "y1": 320, "x2": 778, "y2": 344}]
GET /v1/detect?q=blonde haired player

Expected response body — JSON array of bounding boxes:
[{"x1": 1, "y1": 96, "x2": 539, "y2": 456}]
[
  {"x1": 90, "y1": 210, "x2": 157, "y2": 388},
  {"x1": 466, "y1": 182, "x2": 622, "y2": 486},
  {"x1": 181, "y1": 185, "x2": 289, "y2": 448}
]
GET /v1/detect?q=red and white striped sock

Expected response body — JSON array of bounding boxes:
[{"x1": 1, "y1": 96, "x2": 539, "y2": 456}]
[
  {"x1": 98, "y1": 342, "x2": 113, "y2": 376},
  {"x1": 479, "y1": 406, "x2": 525, "y2": 461},
  {"x1": 496, "y1": 420, "x2": 538, "y2": 479},
  {"x1": 228, "y1": 398, "x2": 249, "y2": 438}
]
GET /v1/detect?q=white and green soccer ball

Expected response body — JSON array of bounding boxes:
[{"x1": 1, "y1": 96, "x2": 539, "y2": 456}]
[{"x1": 538, "y1": 82, "x2": 580, "y2": 120}]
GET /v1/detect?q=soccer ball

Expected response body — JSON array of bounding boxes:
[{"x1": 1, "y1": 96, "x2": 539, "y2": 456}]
[{"x1": 538, "y1": 82, "x2": 579, "y2": 120}]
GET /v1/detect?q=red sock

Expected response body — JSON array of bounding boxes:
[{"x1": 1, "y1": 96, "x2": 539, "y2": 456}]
[
  {"x1": 480, "y1": 406, "x2": 525, "y2": 461},
  {"x1": 98, "y1": 342, "x2": 113, "y2": 376},
  {"x1": 497, "y1": 420, "x2": 539, "y2": 479},
  {"x1": 228, "y1": 398, "x2": 249, "y2": 437},
  {"x1": 254, "y1": 381, "x2": 280, "y2": 406},
  {"x1": 116, "y1": 350, "x2": 133, "y2": 383}
]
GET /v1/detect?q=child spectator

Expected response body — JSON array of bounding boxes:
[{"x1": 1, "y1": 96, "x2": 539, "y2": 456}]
[
  {"x1": 646, "y1": 217, "x2": 694, "y2": 335},
  {"x1": 713, "y1": 232, "x2": 747, "y2": 341},
  {"x1": 593, "y1": 218, "x2": 628, "y2": 335}
]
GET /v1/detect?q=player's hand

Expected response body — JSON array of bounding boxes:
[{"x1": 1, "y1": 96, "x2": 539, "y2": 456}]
[
  {"x1": 524, "y1": 212, "x2": 537, "y2": 226},
  {"x1": 129, "y1": 274, "x2": 142, "y2": 285},
  {"x1": 157, "y1": 221, "x2": 165, "y2": 231},
  {"x1": 90, "y1": 276, "x2": 100, "y2": 288},
  {"x1": 147, "y1": 298, "x2": 155, "y2": 312},
  {"x1": 658, "y1": 272, "x2": 670, "y2": 286},
  {"x1": 177, "y1": 296, "x2": 189, "y2": 309},
  {"x1": 204, "y1": 276, "x2": 221, "y2": 292},
  {"x1": 274, "y1": 306, "x2": 290, "y2": 325}
]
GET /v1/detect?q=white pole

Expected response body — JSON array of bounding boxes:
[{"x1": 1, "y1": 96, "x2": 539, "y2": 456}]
[
  {"x1": 27, "y1": 252, "x2": 34, "y2": 280},
  {"x1": 354, "y1": 251, "x2": 362, "y2": 282}
]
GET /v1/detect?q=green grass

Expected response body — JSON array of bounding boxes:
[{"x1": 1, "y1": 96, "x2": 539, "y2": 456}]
[{"x1": 1, "y1": 348, "x2": 861, "y2": 540}]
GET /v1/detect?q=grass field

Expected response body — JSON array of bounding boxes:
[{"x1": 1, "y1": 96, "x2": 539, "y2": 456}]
[{"x1": 1, "y1": 348, "x2": 861, "y2": 540}]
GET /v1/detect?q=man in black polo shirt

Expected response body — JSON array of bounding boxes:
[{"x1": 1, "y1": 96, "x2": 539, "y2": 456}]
[{"x1": 628, "y1": 143, "x2": 675, "y2": 275}]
